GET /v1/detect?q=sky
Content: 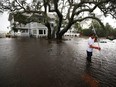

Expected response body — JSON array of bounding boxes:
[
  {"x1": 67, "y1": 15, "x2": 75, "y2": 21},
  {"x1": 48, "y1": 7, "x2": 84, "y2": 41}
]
[
  {"x1": 0, "y1": 12, "x2": 10, "y2": 33},
  {"x1": 94, "y1": 8, "x2": 116, "y2": 28},
  {"x1": 102, "y1": 16, "x2": 116, "y2": 28},
  {"x1": 0, "y1": 0, "x2": 32, "y2": 33}
]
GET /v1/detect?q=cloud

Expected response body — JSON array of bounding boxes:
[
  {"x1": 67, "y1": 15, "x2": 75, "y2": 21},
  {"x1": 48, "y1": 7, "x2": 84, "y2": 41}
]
[{"x1": 0, "y1": 12, "x2": 10, "y2": 32}]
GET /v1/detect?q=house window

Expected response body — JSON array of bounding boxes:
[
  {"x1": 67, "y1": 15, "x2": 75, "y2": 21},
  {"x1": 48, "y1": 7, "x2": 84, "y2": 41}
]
[
  {"x1": 44, "y1": 30, "x2": 46, "y2": 34},
  {"x1": 33, "y1": 30, "x2": 37, "y2": 34},
  {"x1": 39, "y1": 30, "x2": 43, "y2": 34},
  {"x1": 25, "y1": 30, "x2": 28, "y2": 33}
]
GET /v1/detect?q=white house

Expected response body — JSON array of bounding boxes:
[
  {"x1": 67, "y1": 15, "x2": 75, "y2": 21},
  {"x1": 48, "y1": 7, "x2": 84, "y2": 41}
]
[
  {"x1": 8, "y1": 12, "x2": 48, "y2": 38},
  {"x1": 30, "y1": 22, "x2": 48, "y2": 38},
  {"x1": 14, "y1": 22, "x2": 48, "y2": 38},
  {"x1": 64, "y1": 28, "x2": 80, "y2": 37}
]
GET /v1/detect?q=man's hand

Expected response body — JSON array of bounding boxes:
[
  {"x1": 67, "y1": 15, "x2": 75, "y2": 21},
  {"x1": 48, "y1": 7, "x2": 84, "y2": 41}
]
[
  {"x1": 93, "y1": 46, "x2": 101, "y2": 50},
  {"x1": 97, "y1": 47, "x2": 101, "y2": 51}
]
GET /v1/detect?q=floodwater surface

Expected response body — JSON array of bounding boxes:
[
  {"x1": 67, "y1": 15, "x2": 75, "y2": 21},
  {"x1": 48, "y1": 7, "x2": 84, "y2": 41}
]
[{"x1": 0, "y1": 37, "x2": 116, "y2": 87}]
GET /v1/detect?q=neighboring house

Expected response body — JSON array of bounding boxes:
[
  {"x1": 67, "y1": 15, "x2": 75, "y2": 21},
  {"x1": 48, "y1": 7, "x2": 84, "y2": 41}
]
[{"x1": 64, "y1": 28, "x2": 80, "y2": 37}]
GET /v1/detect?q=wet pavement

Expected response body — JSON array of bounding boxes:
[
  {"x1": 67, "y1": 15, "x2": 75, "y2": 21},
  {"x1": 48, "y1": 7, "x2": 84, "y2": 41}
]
[{"x1": 0, "y1": 37, "x2": 116, "y2": 87}]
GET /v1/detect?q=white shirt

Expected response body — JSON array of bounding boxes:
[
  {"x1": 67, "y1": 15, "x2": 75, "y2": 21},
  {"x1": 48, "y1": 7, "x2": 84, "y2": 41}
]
[{"x1": 87, "y1": 37, "x2": 94, "y2": 52}]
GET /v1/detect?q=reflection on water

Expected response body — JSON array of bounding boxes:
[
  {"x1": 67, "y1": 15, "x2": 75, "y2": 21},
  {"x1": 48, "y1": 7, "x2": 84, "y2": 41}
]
[
  {"x1": 82, "y1": 62, "x2": 99, "y2": 87},
  {"x1": 0, "y1": 37, "x2": 116, "y2": 87}
]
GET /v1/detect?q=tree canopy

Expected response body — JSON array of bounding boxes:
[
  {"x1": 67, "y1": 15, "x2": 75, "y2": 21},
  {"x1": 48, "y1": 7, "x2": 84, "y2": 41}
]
[
  {"x1": 82, "y1": 20, "x2": 116, "y2": 37},
  {"x1": 0, "y1": 0, "x2": 116, "y2": 39}
]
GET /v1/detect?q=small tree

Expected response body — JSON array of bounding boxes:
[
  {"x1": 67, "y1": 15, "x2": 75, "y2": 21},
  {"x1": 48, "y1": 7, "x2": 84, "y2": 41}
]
[
  {"x1": 105, "y1": 23, "x2": 114, "y2": 36},
  {"x1": 74, "y1": 22, "x2": 82, "y2": 33}
]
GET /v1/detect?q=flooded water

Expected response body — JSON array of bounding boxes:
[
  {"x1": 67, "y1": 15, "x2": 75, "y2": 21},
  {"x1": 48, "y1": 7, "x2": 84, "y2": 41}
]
[{"x1": 0, "y1": 37, "x2": 116, "y2": 87}]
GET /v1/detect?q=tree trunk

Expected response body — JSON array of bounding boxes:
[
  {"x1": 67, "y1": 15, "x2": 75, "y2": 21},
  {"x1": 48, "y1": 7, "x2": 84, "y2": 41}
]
[
  {"x1": 56, "y1": 33, "x2": 62, "y2": 40},
  {"x1": 45, "y1": 22, "x2": 52, "y2": 39},
  {"x1": 56, "y1": 29, "x2": 67, "y2": 40},
  {"x1": 56, "y1": 23, "x2": 72, "y2": 40}
]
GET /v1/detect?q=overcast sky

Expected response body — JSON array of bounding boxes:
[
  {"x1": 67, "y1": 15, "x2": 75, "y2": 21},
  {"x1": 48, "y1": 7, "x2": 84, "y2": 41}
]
[{"x1": 0, "y1": 12, "x2": 10, "y2": 33}]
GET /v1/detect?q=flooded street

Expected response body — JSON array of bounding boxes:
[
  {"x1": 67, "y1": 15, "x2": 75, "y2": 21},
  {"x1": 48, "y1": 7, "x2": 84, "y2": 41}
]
[{"x1": 0, "y1": 37, "x2": 116, "y2": 87}]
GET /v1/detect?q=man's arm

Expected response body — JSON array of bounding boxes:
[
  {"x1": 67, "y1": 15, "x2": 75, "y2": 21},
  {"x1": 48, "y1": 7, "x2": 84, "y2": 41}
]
[{"x1": 90, "y1": 45, "x2": 101, "y2": 50}]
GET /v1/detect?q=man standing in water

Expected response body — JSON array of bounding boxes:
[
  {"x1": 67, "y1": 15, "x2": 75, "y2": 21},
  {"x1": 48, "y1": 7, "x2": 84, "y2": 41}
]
[{"x1": 86, "y1": 33, "x2": 101, "y2": 62}]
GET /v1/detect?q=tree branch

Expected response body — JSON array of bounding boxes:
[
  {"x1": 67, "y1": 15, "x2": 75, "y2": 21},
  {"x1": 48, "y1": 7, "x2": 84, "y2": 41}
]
[
  {"x1": 15, "y1": 0, "x2": 26, "y2": 11},
  {"x1": 73, "y1": 16, "x2": 105, "y2": 29}
]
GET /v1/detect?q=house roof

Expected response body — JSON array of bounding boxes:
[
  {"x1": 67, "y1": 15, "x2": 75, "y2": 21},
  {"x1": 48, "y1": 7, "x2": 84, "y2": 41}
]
[
  {"x1": 30, "y1": 22, "x2": 47, "y2": 28},
  {"x1": 37, "y1": 23, "x2": 47, "y2": 28},
  {"x1": 16, "y1": 22, "x2": 47, "y2": 29},
  {"x1": 47, "y1": 13, "x2": 56, "y2": 19}
]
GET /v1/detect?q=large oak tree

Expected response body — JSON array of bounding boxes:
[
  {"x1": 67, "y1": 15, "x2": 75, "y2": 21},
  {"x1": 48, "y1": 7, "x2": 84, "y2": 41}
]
[{"x1": 0, "y1": 0, "x2": 116, "y2": 39}]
